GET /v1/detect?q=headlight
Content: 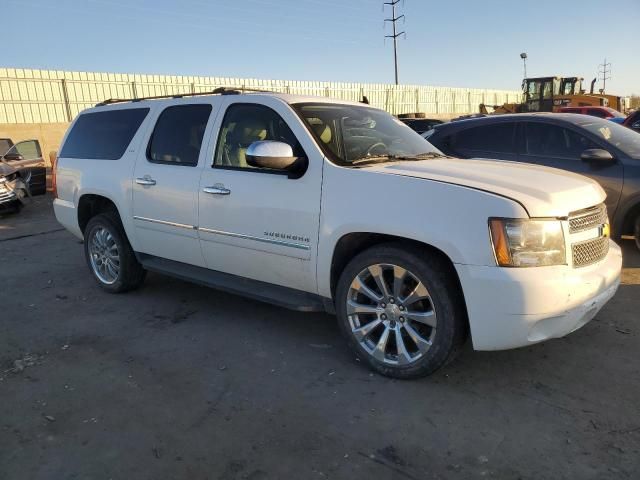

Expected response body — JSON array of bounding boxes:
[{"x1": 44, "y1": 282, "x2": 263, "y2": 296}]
[{"x1": 489, "y1": 218, "x2": 566, "y2": 267}]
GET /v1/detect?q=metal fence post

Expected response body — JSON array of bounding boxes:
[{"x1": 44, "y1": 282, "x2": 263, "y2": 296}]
[
  {"x1": 131, "y1": 81, "x2": 138, "y2": 99},
  {"x1": 60, "y1": 79, "x2": 73, "y2": 122},
  {"x1": 415, "y1": 89, "x2": 419, "y2": 113},
  {"x1": 468, "y1": 91, "x2": 472, "y2": 114},
  {"x1": 435, "y1": 89, "x2": 439, "y2": 114}
]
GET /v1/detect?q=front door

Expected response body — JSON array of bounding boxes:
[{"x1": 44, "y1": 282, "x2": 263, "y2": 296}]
[
  {"x1": 197, "y1": 98, "x2": 323, "y2": 294},
  {"x1": 132, "y1": 102, "x2": 215, "y2": 266},
  {"x1": 520, "y1": 121, "x2": 624, "y2": 216}
]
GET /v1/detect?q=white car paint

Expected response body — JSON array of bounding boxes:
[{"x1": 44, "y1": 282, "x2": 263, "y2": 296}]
[{"x1": 53, "y1": 92, "x2": 622, "y2": 351}]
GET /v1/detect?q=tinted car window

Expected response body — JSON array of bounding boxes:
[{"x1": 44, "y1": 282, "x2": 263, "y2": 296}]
[
  {"x1": 401, "y1": 119, "x2": 443, "y2": 134},
  {"x1": 586, "y1": 109, "x2": 608, "y2": 118},
  {"x1": 524, "y1": 123, "x2": 599, "y2": 159},
  {"x1": 60, "y1": 108, "x2": 149, "y2": 160},
  {"x1": 215, "y1": 104, "x2": 304, "y2": 170},
  {"x1": 452, "y1": 123, "x2": 516, "y2": 153},
  {"x1": 148, "y1": 104, "x2": 212, "y2": 166}
]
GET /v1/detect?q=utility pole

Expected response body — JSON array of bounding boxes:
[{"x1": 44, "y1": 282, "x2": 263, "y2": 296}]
[
  {"x1": 384, "y1": 0, "x2": 405, "y2": 85},
  {"x1": 598, "y1": 58, "x2": 611, "y2": 93}
]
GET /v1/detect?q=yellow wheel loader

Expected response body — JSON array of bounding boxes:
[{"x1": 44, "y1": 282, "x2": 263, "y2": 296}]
[{"x1": 480, "y1": 76, "x2": 623, "y2": 114}]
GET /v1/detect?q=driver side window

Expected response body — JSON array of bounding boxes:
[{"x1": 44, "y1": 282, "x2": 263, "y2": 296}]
[
  {"x1": 4, "y1": 140, "x2": 42, "y2": 161},
  {"x1": 214, "y1": 104, "x2": 303, "y2": 170}
]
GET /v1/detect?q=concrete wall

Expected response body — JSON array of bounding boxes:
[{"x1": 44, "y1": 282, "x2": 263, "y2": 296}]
[
  {"x1": 0, "y1": 67, "x2": 523, "y2": 123},
  {"x1": 0, "y1": 122, "x2": 69, "y2": 166}
]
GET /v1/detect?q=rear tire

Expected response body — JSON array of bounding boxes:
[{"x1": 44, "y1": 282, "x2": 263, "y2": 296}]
[
  {"x1": 335, "y1": 243, "x2": 467, "y2": 379},
  {"x1": 84, "y1": 212, "x2": 146, "y2": 293},
  {"x1": 634, "y1": 216, "x2": 640, "y2": 251}
]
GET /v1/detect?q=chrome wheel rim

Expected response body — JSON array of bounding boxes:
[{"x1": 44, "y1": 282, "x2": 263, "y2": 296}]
[
  {"x1": 346, "y1": 263, "x2": 437, "y2": 365},
  {"x1": 88, "y1": 227, "x2": 120, "y2": 285}
]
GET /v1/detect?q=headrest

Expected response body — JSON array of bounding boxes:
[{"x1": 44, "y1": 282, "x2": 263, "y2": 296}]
[
  {"x1": 231, "y1": 120, "x2": 267, "y2": 145},
  {"x1": 311, "y1": 123, "x2": 332, "y2": 144}
]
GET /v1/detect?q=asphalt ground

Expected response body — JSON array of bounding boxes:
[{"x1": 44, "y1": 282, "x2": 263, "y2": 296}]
[{"x1": 1, "y1": 195, "x2": 639, "y2": 479}]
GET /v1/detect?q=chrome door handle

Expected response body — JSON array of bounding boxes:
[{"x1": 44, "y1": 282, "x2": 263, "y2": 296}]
[
  {"x1": 203, "y1": 185, "x2": 231, "y2": 195},
  {"x1": 136, "y1": 176, "x2": 156, "y2": 186}
]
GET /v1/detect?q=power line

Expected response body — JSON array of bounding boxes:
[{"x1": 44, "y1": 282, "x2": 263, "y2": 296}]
[
  {"x1": 384, "y1": 0, "x2": 405, "y2": 85},
  {"x1": 598, "y1": 58, "x2": 611, "y2": 93}
]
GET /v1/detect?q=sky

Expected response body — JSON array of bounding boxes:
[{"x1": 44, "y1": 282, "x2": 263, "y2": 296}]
[{"x1": 4, "y1": 0, "x2": 640, "y2": 95}]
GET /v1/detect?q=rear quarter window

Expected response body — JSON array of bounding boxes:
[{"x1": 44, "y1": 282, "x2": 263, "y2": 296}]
[
  {"x1": 60, "y1": 108, "x2": 149, "y2": 160},
  {"x1": 451, "y1": 123, "x2": 516, "y2": 154}
]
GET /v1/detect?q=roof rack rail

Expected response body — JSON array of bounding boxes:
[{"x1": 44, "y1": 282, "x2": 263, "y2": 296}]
[{"x1": 95, "y1": 86, "x2": 275, "y2": 107}]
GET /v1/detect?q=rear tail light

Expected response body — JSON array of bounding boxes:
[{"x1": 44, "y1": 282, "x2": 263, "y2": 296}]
[{"x1": 49, "y1": 151, "x2": 58, "y2": 198}]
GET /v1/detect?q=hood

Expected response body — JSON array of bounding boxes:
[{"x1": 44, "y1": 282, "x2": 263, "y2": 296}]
[
  {"x1": 0, "y1": 161, "x2": 17, "y2": 177},
  {"x1": 365, "y1": 158, "x2": 606, "y2": 218}
]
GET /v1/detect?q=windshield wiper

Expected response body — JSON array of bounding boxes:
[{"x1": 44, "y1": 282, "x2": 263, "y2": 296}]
[{"x1": 350, "y1": 151, "x2": 447, "y2": 166}]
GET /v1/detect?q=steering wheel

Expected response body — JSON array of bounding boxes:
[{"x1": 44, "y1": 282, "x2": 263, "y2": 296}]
[{"x1": 366, "y1": 142, "x2": 387, "y2": 156}]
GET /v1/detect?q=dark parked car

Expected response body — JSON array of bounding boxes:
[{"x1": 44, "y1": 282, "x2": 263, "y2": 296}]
[
  {"x1": 623, "y1": 110, "x2": 640, "y2": 133},
  {"x1": 399, "y1": 117, "x2": 443, "y2": 135},
  {"x1": 0, "y1": 139, "x2": 46, "y2": 212},
  {"x1": 424, "y1": 113, "x2": 640, "y2": 248}
]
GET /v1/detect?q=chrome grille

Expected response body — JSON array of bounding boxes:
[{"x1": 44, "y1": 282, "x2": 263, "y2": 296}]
[
  {"x1": 569, "y1": 204, "x2": 608, "y2": 234},
  {"x1": 572, "y1": 236, "x2": 609, "y2": 268}
]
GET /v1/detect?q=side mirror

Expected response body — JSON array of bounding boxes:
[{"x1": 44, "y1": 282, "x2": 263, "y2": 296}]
[
  {"x1": 246, "y1": 141, "x2": 298, "y2": 170},
  {"x1": 3, "y1": 153, "x2": 24, "y2": 161},
  {"x1": 581, "y1": 149, "x2": 615, "y2": 164}
]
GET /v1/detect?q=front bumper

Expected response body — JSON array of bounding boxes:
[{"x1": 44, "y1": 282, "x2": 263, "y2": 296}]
[
  {"x1": 0, "y1": 190, "x2": 17, "y2": 203},
  {"x1": 455, "y1": 240, "x2": 622, "y2": 351},
  {"x1": 0, "y1": 184, "x2": 19, "y2": 209}
]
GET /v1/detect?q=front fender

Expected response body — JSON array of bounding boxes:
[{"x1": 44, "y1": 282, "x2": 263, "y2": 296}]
[{"x1": 316, "y1": 163, "x2": 527, "y2": 298}]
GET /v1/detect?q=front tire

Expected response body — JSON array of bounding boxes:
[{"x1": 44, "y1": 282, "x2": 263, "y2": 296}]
[
  {"x1": 635, "y1": 216, "x2": 640, "y2": 251},
  {"x1": 335, "y1": 243, "x2": 467, "y2": 379},
  {"x1": 84, "y1": 212, "x2": 146, "y2": 293}
]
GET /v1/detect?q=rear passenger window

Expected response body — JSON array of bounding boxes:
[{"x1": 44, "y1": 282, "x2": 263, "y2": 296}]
[
  {"x1": 60, "y1": 108, "x2": 149, "y2": 160},
  {"x1": 452, "y1": 124, "x2": 516, "y2": 153},
  {"x1": 148, "y1": 104, "x2": 212, "y2": 166}
]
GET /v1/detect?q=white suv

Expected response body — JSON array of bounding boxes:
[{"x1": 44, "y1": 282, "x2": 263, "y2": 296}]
[{"x1": 53, "y1": 89, "x2": 622, "y2": 378}]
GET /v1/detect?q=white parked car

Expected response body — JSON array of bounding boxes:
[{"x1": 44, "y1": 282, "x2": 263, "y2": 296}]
[{"x1": 53, "y1": 89, "x2": 622, "y2": 378}]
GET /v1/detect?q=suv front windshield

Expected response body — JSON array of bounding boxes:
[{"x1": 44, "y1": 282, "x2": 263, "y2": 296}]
[{"x1": 292, "y1": 103, "x2": 443, "y2": 166}]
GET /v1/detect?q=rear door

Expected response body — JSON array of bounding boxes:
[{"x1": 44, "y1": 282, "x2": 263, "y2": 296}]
[
  {"x1": 132, "y1": 101, "x2": 217, "y2": 266},
  {"x1": 521, "y1": 121, "x2": 624, "y2": 215}
]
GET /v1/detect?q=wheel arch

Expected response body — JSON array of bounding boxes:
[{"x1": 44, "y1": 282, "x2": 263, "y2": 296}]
[
  {"x1": 615, "y1": 194, "x2": 640, "y2": 239},
  {"x1": 77, "y1": 193, "x2": 125, "y2": 234},
  {"x1": 329, "y1": 232, "x2": 465, "y2": 306}
]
